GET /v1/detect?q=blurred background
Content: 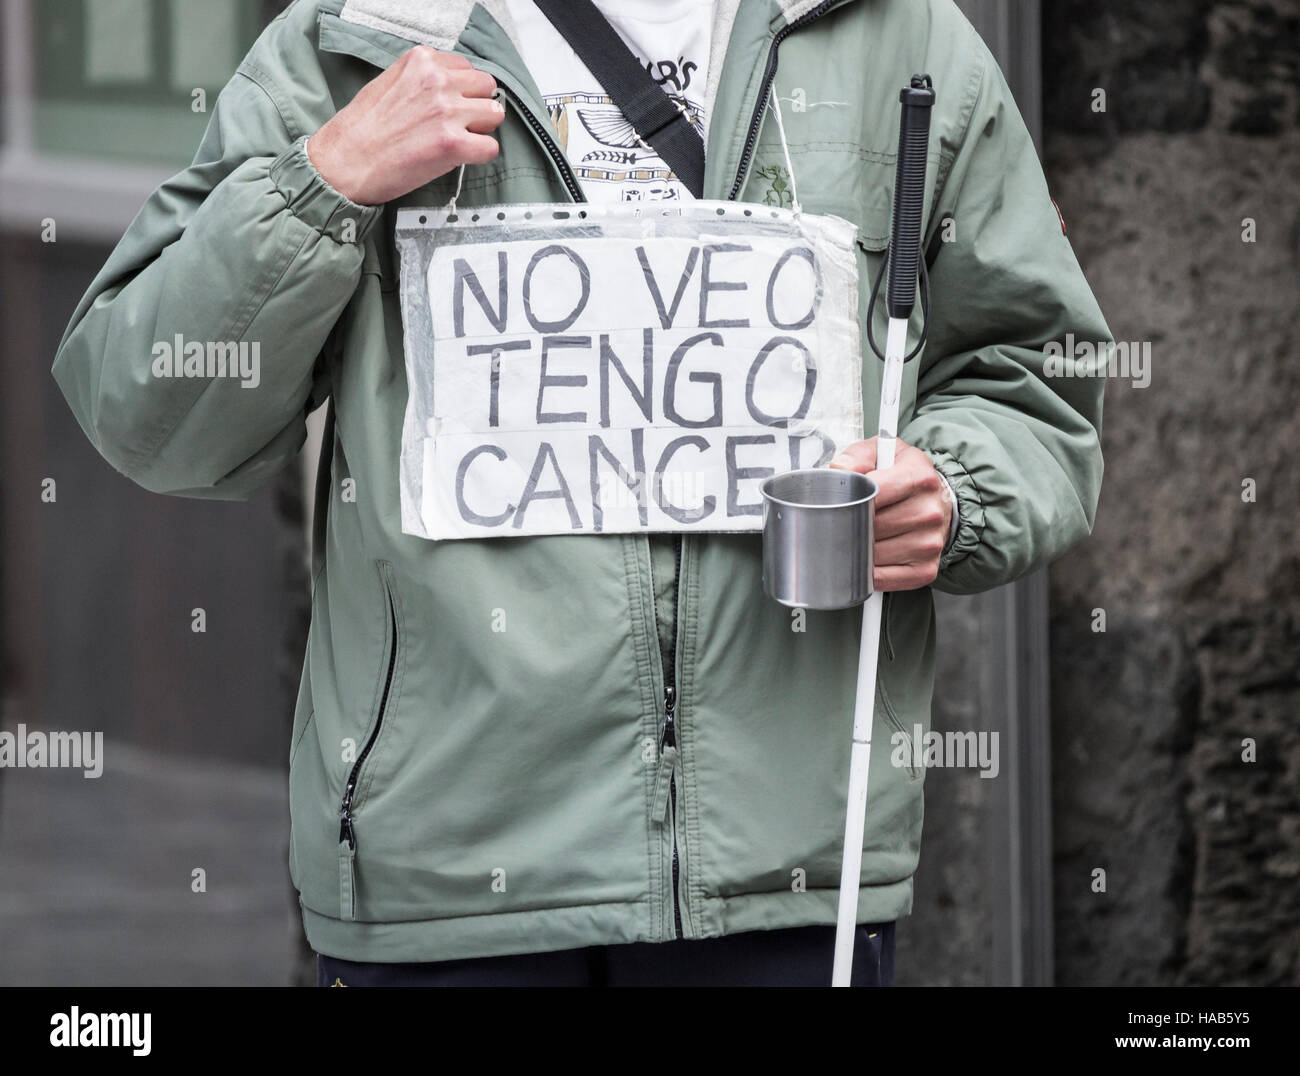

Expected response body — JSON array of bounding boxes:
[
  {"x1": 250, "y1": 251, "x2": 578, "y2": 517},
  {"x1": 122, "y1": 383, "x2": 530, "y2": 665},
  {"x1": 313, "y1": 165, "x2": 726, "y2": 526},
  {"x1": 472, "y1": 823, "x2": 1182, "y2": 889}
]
[{"x1": 1, "y1": 0, "x2": 1296, "y2": 986}]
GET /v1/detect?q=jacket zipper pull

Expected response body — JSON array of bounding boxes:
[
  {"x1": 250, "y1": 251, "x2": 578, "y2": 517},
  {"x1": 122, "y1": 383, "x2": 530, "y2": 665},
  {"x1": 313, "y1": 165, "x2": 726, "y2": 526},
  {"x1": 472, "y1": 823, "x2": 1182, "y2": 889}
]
[
  {"x1": 652, "y1": 685, "x2": 678, "y2": 824},
  {"x1": 338, "y1": 779, "x2": 357, "y2": 921}
]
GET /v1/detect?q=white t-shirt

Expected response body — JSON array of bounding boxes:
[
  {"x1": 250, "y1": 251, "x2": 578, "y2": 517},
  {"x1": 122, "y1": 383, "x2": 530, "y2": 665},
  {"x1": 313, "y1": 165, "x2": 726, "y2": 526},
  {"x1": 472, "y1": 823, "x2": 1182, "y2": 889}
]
[{"x1": 504, "y1": 0, "x2": 712, "y2": 203}]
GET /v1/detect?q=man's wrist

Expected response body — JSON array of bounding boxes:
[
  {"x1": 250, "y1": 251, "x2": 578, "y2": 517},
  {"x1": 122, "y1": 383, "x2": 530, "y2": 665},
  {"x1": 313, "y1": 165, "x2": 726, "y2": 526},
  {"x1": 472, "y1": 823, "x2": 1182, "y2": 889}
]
[
  {"x1": 937, "y1": 472, "x2": 960, "y2": 554},
  {"x1": 269, "y1": 136, "x2": 382, "y2": 242}
]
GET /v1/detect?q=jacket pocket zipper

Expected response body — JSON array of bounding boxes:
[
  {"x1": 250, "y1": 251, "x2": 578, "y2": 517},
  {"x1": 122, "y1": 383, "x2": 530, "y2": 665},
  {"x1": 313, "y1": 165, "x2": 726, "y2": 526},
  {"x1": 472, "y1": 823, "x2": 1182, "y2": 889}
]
[
  {"x1": 877, "y1": 674, "x2": 919, "y2": 780},
  {"x1": 338, "y1": 565, "x2": 401, "y2": 921},
  {"x1": 882, "y1": 591, "x2": 895, "y2": 662},
  {"x1": 876, "y1": 594, "x2": 914, "y2": 775}
]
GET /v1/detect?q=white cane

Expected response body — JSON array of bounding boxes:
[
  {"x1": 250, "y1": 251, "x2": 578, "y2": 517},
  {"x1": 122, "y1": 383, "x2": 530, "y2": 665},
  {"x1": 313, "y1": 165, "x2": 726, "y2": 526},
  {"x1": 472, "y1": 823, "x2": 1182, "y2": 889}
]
[{"x1": 831, "y1": 74, "x2": 936, "y2": 987}]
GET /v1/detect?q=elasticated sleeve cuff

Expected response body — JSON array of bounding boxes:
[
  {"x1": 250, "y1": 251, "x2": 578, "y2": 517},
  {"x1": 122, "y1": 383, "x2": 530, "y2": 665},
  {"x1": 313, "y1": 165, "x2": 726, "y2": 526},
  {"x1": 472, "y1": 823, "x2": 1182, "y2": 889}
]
[
  {"x1": 926, "y1": 448, "x2": 985, "y2": 571},
  {"x1": 269, "y1": 136, "x2": 383, "y2": 244}
]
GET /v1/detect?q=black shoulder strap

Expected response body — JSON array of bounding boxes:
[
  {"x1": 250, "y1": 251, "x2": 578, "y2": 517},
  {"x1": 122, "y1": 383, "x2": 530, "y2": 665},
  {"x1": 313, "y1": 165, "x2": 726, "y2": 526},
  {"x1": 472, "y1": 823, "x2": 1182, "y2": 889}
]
[{"x1": 531, "y1": 0, "x2": 705, "y2": 198}]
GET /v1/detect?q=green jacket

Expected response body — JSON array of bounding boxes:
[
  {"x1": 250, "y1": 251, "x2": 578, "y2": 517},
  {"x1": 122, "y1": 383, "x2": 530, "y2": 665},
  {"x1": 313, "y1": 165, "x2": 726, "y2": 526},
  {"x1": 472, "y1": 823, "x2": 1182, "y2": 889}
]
[{"x1": 52, "y1": 0, "x2": 1107, "y2": 962}]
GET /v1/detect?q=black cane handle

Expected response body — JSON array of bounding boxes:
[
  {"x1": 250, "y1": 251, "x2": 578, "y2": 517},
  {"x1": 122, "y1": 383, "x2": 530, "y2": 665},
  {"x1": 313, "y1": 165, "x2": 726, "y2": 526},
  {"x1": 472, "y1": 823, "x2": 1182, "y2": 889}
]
[{"x1": 886, "y1": 74, "x2": 935, "y2": 322}]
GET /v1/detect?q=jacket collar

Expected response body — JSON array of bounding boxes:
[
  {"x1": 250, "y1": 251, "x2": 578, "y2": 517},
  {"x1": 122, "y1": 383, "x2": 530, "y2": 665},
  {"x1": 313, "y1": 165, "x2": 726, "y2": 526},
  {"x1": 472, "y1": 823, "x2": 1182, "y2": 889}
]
[
  {"x1": 339, "y1": 0, "x2": 522, "y2": 53},
  {"x1": 337, "y1": 0, "x2": 843, "y2": 54}
]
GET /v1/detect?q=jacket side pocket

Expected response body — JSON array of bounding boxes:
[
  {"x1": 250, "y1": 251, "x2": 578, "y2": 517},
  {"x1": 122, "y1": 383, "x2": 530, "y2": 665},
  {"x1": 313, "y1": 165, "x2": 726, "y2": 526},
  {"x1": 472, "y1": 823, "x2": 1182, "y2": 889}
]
[
  {"x1": 877, "y1": 593, "x2": 919, "y2": 781},
  {"x1": 338, "y1": 560, "x2": 404, "y2": 920},
  {"x1": 877, "y1": 673, "x2": 921, "y2": 782}
]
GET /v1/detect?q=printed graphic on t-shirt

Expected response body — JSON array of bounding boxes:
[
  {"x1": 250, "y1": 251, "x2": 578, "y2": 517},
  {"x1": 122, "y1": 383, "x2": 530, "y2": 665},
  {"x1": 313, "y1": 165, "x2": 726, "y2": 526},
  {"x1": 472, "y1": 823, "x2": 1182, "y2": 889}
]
[
  {"x1": 539, "y1": 57, "x2": 705, "y2": 201},
  {"x1": 505, "y1": 0, "x2": 713, "y2": 203}
]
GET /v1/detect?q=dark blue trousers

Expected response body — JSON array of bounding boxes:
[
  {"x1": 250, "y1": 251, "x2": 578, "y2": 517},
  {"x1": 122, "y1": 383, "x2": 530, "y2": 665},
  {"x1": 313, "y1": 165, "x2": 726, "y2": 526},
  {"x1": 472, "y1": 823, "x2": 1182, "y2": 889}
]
[{"x1": 317, "y1": 922, "x2": 894, "y2": 986}]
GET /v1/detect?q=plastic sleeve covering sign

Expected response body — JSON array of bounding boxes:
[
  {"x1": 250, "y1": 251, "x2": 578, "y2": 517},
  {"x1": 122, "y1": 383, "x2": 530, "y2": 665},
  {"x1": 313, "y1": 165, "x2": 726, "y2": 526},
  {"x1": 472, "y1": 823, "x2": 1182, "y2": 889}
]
[{"x1": 395, "y1": 201, "x2": 863, "y2": 540}]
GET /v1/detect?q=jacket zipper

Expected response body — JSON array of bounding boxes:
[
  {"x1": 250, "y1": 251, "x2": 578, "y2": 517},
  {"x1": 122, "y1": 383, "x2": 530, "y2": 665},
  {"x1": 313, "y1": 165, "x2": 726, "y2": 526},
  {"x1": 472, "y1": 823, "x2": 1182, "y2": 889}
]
[
  {"x1": 494, "y1": 58, "x2": 686, "y2": 940},
  {"x1": 496, "y1": 82, "x2": 585, "y2": 203},
  {"x1": 655, "y1": 534, "x2": 685, "y2": 938},
  {"x1": 726, "y1": 0, "x2": 842, "y2": 202},
  {"x1": 338, "y1": 577, "x2": 399, "y2": 917}
]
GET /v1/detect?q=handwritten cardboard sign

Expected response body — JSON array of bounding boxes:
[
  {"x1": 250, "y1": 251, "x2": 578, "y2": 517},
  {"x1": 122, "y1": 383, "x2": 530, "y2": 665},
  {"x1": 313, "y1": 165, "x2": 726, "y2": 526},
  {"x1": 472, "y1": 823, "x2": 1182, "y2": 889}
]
[{"x1": 395, "y1": 201, "x2": 862, "y2": 540}]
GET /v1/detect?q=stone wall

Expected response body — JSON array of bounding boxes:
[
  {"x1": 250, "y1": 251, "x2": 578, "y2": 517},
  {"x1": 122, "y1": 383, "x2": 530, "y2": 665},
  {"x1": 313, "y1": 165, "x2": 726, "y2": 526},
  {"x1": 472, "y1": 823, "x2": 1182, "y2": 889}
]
[{"x1": 1042, "y1": 0, "x2": 1300, "y2": 985}]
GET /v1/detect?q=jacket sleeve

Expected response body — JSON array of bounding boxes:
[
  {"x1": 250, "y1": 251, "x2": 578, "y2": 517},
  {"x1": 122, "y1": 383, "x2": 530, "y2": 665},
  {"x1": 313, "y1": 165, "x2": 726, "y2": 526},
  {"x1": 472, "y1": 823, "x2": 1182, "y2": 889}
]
[
  {"x1": 51, "y1": 49, "x2": 382, "y2": 500},
  {"x1": 901, "y1": 39, "x2": 1110, "y2": 595}
]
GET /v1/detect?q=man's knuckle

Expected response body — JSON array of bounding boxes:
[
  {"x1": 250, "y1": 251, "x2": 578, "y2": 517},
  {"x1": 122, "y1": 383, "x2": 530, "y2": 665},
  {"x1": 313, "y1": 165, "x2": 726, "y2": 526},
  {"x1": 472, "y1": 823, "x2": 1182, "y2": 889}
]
[
  {"x1": 406, "y1": 45, "x2": 438, "y2": 68},
  {"x1": 426, "y1": 67, "x2": 448, "y2": 95}
]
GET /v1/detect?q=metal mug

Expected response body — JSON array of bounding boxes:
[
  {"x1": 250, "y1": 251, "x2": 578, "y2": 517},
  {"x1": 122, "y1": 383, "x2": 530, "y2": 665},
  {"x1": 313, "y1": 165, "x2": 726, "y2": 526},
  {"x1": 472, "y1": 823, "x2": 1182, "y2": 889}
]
[{"x1": 759, "y1": 468, "x2": 877, "y2": 610}]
